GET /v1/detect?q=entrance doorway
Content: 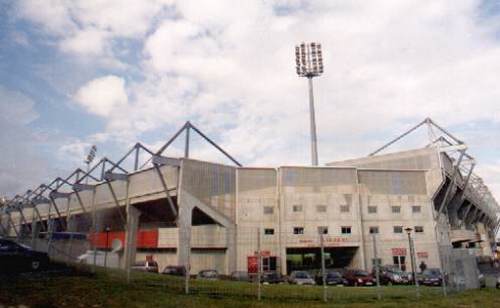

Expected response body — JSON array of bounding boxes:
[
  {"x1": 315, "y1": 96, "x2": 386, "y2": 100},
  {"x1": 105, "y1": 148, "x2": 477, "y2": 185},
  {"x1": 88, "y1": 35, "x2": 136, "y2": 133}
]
[{"x1": 286, "y1": 247, "x2": 358, "y2": 274}]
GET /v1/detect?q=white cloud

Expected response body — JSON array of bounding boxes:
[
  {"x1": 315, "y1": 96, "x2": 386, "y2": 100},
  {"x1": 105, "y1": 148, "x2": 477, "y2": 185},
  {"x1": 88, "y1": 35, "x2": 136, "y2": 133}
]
[
  {"x1": 60, "y1": 28, "x2": 109, "y2": 55},
  {"x1": 0, "y1": 86, "x2": 51, "y2": 196},
  {"x1": 16, "y1": 0, "x2": 173, "y2": 57},
  {"x1": 13, "y1": 0, "x2": 500, "y2": 201},
  {"x1": 57, "y1": 140, "x2": 93, "y2": 165},
  {"x1": 0, "y1": 86, "x2": 38, "y2": 124},
  {"x1": 73, "y1": 75, "x2": 128, "y2": 117}
]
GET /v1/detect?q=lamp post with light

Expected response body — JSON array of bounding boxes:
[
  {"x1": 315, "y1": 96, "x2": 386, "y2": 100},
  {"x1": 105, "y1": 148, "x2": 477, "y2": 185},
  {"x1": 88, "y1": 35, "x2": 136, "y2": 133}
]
[
  {"x1": 295, "y1": 42, "x2": 324, "y2": 166},
  {"x1": 104, "y1": 226, "x2": 110, "y2": 270},
  {"x1": 84, "y1": 145, "x2": 97, "y2": 184},
  {"x1": 405, "y1": 227, "x2": 420, "y2": 298}
]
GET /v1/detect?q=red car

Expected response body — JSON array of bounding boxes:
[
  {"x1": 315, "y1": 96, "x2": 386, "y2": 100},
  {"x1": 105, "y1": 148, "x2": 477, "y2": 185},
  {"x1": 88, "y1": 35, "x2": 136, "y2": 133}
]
[{"x1": 343, "y1": 269, "x2": 376, "y2": 286}]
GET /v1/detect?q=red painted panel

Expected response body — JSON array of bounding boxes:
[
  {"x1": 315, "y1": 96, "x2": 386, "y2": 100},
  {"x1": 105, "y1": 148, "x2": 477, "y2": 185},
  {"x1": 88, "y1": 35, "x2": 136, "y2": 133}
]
[
  {"x1": 89, "y1": 229, "x2": 158, "y2": 249},
  {"x1": 137, "y1": 229, "x2": 158, "y2": 248}
]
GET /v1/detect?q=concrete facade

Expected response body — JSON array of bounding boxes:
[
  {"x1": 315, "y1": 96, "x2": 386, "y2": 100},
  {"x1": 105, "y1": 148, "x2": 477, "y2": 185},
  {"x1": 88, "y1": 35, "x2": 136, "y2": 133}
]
[{"x1": 2, "y1": 146, "x2": 499, "y2": 277}]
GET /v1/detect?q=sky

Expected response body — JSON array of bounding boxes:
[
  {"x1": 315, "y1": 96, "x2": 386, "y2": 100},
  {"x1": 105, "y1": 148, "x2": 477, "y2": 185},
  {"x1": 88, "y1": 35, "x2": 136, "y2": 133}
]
[{"x1": 1, "y1": 0, "x2": 500, "y2": 200}]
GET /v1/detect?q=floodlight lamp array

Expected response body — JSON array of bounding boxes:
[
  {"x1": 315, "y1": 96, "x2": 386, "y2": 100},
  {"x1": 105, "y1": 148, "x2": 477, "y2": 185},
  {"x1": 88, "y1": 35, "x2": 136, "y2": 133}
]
[{"x1": 295, "y1": 42, "x2": 324, "y2": 78}]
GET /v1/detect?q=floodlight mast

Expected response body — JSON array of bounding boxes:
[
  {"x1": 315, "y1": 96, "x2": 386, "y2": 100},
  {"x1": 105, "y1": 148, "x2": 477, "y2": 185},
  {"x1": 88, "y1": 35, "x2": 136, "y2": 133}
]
[
  {"x1": 84, "y1": 145, "x2": 97, "y2": 184},
  {"x1": 295, "y1": 42, "x2": 323, "y2": 166}
]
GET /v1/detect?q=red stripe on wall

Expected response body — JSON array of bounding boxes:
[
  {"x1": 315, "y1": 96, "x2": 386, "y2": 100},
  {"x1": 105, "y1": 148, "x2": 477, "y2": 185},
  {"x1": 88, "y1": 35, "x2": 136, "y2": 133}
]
[{"x1": 89, "y1": 229, "x2": 158, "y2": 249}]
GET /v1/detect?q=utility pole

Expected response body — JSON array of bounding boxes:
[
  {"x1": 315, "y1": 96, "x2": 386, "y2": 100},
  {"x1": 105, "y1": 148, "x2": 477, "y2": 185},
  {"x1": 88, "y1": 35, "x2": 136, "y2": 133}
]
[
  {"x1": 405, "y1": 227, "x2": 420, "y2": 299},
  {"x1": 295, "y1": 42, "x2": 324, "y2": 166},
  {"x1": 320, "y1": 233, "x2": 327, "y2": 302},
  {"x1": 257, "y1": 227, "x2": 262, "y2": 301},
  {"x1": 372, "y1": 233, "x2": 381, "y2": 300}
]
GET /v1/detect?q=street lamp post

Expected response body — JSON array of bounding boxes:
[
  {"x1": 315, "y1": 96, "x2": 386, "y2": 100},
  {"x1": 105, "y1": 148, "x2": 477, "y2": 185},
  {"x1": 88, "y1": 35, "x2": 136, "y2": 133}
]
[
  {"x1": 104, "y1": 226, "x2": 110, "y2": 270},
  {"x1": 295, "y1": 42, "x2": 324, "y2": 166},
  {"x1": 405, "y1": 227, "x2": 420, "y2": 299}
]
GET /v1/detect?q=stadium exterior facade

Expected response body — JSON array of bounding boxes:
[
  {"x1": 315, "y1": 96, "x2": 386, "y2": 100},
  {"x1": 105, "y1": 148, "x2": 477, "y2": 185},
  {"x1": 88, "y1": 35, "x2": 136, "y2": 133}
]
[{"x1": 1, "y1": 120, "x2": 499, "y2": 278}]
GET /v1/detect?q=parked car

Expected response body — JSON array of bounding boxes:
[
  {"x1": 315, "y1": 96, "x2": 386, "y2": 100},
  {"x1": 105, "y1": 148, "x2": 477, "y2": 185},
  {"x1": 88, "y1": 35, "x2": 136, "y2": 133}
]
[
  {"x1": 261, "y1": 271, "x2": 284, "y2": 284},
  {"x1": 343, "y1": 269, "x2": 376, "y2": 286},
  {"x1": 374, "y1": 266, "x2": 408, "y2": 285},
  {"x1": 0, "y1": 238, "x2": 49, "y2": 273},
  {"x1": 420, "y1": 268, "x2": 443, "y2": 286},
  {"x1": 230, "y1": 271, "x2": 251, "y2": 282},
  {"x1": 288, "y1": 271, "x2": 316, "y2": 285},
  {"x1": 315, "y1": 271, "x2": 347, "y2": 286},
  {"x1": 162, "y1": 265, "x2": 186, "y2": 276},
  {"x1": 131, "y1": 260, "x2": 159, "y2": 273},
  {"x1": 197, "y1": 269, "x2": 219, "y2": 280}
]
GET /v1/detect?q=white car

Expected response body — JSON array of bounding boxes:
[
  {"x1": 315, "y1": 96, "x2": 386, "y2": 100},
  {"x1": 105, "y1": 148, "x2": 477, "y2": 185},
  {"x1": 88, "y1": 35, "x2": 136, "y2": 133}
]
[
  {"x1": 77, "y1": 250, "x2": 119, "y2": 268},
  {"x1": 288, "y1": 271, "x2": 316, "y2": 285}
]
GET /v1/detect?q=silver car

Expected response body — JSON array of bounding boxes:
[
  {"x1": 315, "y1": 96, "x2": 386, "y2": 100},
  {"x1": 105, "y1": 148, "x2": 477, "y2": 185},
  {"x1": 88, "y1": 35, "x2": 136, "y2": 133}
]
[{"x1": 288, "y1": 271, "x2": 316, "y2": 285}]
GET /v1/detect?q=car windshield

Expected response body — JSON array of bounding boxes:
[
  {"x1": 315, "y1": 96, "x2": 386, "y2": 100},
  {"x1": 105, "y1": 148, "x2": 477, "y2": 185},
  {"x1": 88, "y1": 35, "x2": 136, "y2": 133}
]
[
  {"x1": 295, "y1": 272, "x2": 310, "y2": 279},
  {"x1": 327, "y1": 272, "x2": 342, "y2": 278},
  {"x1": 388, "y1": 268, "x2": 403, "y2": 274},
  {"x1": 423, "y1": 269, "x2": 440, "y2": 276}
]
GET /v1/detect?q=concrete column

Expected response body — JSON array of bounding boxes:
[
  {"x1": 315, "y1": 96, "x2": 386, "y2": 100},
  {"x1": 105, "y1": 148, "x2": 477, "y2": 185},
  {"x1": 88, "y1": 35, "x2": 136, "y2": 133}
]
[
  {"x1": 177, "y1": 203, "x2": 193, "y2": 272},
  {"x1": 124, "y1": 205, "x2": 141, "y2": 271},
  {"x1": 448, "y1": 192, "x2": 464, "y2": 227},
  {"x1": 226, "y1": 225, "x2": 237, "y2": 275}
]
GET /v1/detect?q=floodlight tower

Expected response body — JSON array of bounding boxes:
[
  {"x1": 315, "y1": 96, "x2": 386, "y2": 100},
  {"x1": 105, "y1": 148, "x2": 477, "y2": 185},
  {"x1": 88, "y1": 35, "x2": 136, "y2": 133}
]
[
  {"x1": 295, "y1": 42, "x2": 323, "y2": 166},
  {"x1": 84, "y1": 145, "x2": 97, "y2": 184}
]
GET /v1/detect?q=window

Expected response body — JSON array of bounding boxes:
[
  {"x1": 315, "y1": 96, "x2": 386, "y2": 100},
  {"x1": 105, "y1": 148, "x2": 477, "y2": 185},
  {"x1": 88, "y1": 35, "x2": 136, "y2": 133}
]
[
  {"x1": 412, "y1": 206, "x2": 421, "y2": 213},
  {"x1": 415, "y1": 226, "x2": 424, "y2": 233},
  {"x1": 368, "y1": 206, "x2": 377, "y2": 214},
  {"x1": 316, "y1": 205, "x2": 327, "y2": 213},
  {"x1": 263, "y1": 206, "x2": 274, "y2": 214},
  {"x1": 341, "y1": 226, "x2": 352, "y2": 234},
  {"x1": 340, "y1": 205, "x2": 350, "y2": 213},
  {"x1": 393, "y1": 226, "x2": 403, "y2": 233},
  {"x1": 318, "y1": 226, "x2": 328, "y2": 234},
  {"x1": 264, "y1": 228, "x2": 274, "y2": 235},
  {"x1": 369, "y1": 226, "x2": 379, "y2": 234},
  {"x1": 391, "y1": 206, "x2": 401, "y2": 213},
  {"x1": 293, "y1": 227, "x2": 304, "y2": 235},
  {"x1": 393, "y1": 256, "x2": 406, "y2": 270},
  {"x1": 293, "y1": 205, "x2": 303, "y2": 212}
]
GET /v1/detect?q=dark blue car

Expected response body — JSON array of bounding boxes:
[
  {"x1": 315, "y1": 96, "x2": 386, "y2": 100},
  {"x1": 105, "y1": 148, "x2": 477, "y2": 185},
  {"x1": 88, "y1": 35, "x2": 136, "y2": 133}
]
[{"x1": 0, "y1": 238, "x2": 49, "y2": 273}]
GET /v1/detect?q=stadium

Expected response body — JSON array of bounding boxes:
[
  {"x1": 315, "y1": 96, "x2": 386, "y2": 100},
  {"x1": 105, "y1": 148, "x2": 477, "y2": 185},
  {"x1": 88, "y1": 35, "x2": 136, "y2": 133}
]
[{"x1": 1, "y1": 117, "x2": 499, "y2": 289}]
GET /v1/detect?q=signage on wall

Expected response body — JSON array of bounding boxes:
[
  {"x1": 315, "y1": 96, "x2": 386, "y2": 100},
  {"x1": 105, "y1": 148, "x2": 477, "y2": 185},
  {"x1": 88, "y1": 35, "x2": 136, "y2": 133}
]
[
  {"x1": 253, "y1": 250, "x2": 271, "y2": 257},
  {"x1": 298, "y1": 237, "x2": 350, "y2": 247},
  {"x1": 391, "y1": 248, "x2": 407, "y2": 256},
  {"x1": 417, "y1": 251, "x2": 428, "y2": 258},
  {"x1": 248, "y1": 256, "x2": 258, "y2": 273}
]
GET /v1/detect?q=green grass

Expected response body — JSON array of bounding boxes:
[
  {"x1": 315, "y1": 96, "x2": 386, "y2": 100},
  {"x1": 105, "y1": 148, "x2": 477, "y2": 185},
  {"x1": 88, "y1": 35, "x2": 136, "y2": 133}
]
[{"x1": 1, "y1": 265, "x2": 499, "y2": 307}]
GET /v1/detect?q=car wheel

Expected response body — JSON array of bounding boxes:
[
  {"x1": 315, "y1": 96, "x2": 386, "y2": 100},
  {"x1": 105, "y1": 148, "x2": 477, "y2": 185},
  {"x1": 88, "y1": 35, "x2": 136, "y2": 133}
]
[{"x1": 30, "y1": 260, "x2": 41, "y2": 271}]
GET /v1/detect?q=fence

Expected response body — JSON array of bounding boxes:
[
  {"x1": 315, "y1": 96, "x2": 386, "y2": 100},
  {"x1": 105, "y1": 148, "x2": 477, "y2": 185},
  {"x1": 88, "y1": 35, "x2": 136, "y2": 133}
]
[{"x1": 8, "y1": 227, "x2": 485, "y2": 304}]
